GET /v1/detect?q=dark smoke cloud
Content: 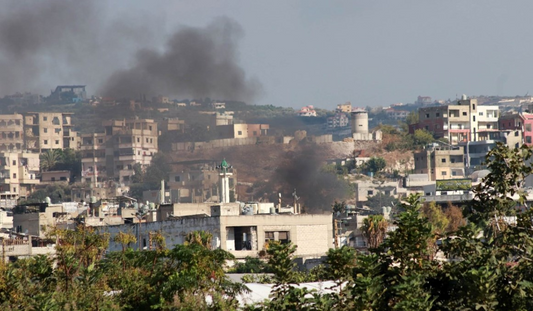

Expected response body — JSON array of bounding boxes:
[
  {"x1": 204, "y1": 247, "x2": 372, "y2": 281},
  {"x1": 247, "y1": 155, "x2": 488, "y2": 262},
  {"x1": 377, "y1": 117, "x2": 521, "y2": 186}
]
[
  {"x1": 0, "y1": 1, "x2": 259, "y2": 103},
  {"x1": 101, "y1": 17, "x2": 262, "y2": 102},
  {"x1": 260, "y1": 147, "x2": 350, "y2": 214}
]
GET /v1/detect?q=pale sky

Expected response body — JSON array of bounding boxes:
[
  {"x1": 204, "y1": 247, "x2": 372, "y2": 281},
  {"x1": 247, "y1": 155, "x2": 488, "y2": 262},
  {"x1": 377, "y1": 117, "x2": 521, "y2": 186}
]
[{"x1": 5, "y1": 1, "x2": 533, "y2": 109}]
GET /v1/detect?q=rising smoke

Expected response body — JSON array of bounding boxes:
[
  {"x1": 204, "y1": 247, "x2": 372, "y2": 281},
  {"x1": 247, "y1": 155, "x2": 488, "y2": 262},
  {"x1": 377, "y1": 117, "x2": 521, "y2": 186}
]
[
  {"x1": 0, "y1": 1, "x2": 261, "y2": 103},
  {"x1": 264, "y1": 147, "x2": 350, "y2": 214},
  {"x1": 102, "y1": 17, "x2": 262, "y2": 102}
]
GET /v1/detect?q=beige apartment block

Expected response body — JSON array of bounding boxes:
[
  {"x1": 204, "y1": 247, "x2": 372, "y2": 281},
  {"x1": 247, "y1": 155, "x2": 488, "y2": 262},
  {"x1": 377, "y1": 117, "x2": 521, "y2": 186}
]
[
  {"x1": 0, "y1": 114, "x2": 24, "y2": 151},
  {"x1": 414, "y1": 146, "x2": 465, "y2": 181},
  {"x1": 23, "y1": 112, "x2": 78, "y2": 151},
  {"x1": 0, "y1": 152, "x2": 40, "y2": 200},
  {"x1": 80, "y1": 119, "x2": 158, "y2": 189}
]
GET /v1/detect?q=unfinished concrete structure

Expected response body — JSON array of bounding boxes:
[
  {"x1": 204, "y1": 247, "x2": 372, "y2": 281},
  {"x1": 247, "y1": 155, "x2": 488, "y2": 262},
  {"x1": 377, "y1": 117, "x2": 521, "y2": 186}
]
[{"x1": 23, "y1": 112, "x2": 79, "y2": 152}]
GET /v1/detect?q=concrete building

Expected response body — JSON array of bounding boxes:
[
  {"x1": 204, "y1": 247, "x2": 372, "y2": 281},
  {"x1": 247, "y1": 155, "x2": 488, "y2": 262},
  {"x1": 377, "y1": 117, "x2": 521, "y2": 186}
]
[
  {"x1": 23, "y1": 112, "x2": 79, "y2": 151},
  {"x1": 12, "y1": 203, "x2": 68, "y2": 238},
  {"x1": 414, "y1": 145, "x2": 465, "y2": 181},
  {"x1": 385, "y1": 108, "x2": 409, "y2": 120},
  {"x1": 217, "y1": 123, "x2": 269, "y2": 139},
  {"x1": 327, "y1": 113, "x2": 349, "y2": 128},
  {"x1": 354, "y1": 180, "x2": 404, "y2": 206},
  {"x1": 413, "y1": 98, "x2": 500, "y2": 144},
  {"x1": 80, "y1": 118, "x2": 158, "y2": 189},
  {"x1": 0, "y1": 114, "x2": 24, "y2": 152},
  {"x1": 102, "y1": 203, "x2": 333, "y2": 260},
  {"x1": 499, "y1": 112, "x2": 533, "y2": 146},
  {"x1": 297, "y1": 105, "x2": 317, "y2": 117},
  {"x1": 49, "y1": 85, "x2": 86, "y2": 102},
  {"x1": 168, "y1": 163, "x2": 237, "y2": 203},
  {"x1": 0, "y1": 152, "x2": 40, "y2": 201},
  {"x1": 160, "y1": 118, "x2": 185, "y2": 133},
  {"x1": 41, "y1": 170, "x2": 70, "y2": 184},
  {"x1": 336, "y1": 102, "x2": 352, "y2": 113}
]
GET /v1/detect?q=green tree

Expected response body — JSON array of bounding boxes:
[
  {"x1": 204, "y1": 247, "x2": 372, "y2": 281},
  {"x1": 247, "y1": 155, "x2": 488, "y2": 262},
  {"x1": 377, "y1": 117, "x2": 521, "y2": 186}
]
[
  {"x1": 406, "y1": 111, "x2": 419, "y2": 125},
  {"x1": 361, "y1": 157, "x2": 386, "y2": 175},
  {"x1": 421, "y1": 201, "x2": 449, "y2": 235},
  {"x1": 413, "y1": 129, "x2": 434, "y2": 147}
]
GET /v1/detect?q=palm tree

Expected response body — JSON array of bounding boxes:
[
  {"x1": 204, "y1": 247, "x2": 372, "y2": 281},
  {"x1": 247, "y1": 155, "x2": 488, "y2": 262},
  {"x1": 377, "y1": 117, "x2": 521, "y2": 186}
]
[
  {"x1": 40, "y1": 149, "x2": 63, "y2": 172},
  {"x1": 361, "y1": 214, "x2": 388, "y2": 249}
]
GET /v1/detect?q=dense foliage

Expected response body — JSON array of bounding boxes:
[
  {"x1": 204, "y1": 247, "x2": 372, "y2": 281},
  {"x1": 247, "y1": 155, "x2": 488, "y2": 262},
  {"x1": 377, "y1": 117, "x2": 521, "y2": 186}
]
[{"x1": 3, "y1": 143, "x2": 533, "y2": 310}]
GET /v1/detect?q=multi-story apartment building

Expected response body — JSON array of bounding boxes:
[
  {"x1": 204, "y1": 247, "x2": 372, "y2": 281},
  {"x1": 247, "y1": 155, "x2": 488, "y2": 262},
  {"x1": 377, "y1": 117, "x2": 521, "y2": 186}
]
[
  {"x1": 0, "y1": 152, "x2": 40, "y2": 200},
  {"x1": 499, "y1": 112, "x2": 533, "y2": 146},
  {"x1": 414, "y1": 145, "x2": 465, "y2": 181},
  {"x1": 414, "y1": 98, "x2": 499, "y2": 144},
  {"x1": 23, "y1": 112, "x2": 79, "y2": 152},
  {"x1": 81, "y1": 119, "x2": 158, "y2": 188},
  {"x1": 336, "y1": 102, "x2": 352, "y2": 113},
  {"x1": 327, "y1": 113, "x2": 349, "y2": 128},
  {"x1": 0, "y1": 114, "x2": 24, "y2": 152}
]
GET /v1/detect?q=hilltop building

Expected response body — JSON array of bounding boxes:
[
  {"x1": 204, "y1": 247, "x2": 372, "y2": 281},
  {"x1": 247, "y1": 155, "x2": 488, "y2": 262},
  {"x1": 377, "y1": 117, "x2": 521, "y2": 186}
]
[
  {"x1": 49, "y1": 85, "x2": 86, "y2": 103},
  {"x1": 298, "y1": 105, "x2": 317, "y2": 117}
]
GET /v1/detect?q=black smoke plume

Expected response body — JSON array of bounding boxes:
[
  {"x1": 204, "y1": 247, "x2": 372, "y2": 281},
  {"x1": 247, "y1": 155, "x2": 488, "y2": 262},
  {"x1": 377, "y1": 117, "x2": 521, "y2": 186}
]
[
  {"x1": 261, "y1": 147, "x2": 350, "y2": 214},
  {"x1": 101, "y1": 17, "x2": 262, "y2": 102},
  {"x1": 0, "y1": 1, "x2": 260, "y2": 103}
]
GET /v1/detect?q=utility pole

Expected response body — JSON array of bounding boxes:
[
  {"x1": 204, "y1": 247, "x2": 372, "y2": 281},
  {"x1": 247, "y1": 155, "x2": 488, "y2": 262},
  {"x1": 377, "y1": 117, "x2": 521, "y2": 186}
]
[{"x1": 333, "y1": 219, "x2": 339, "y2": 248}]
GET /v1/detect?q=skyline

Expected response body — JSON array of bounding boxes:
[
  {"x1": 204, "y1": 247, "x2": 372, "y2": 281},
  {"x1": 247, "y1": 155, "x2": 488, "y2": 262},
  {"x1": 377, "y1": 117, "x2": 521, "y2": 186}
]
[{"x1": 2, "y1": 1, "x2": 533, "y2": 109}]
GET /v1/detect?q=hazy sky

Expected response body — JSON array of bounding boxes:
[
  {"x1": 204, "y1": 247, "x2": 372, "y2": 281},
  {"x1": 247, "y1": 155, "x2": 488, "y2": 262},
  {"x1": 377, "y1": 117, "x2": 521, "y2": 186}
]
[{"x1": 4, "y1": 1, "x2": 533, "y2": 109}]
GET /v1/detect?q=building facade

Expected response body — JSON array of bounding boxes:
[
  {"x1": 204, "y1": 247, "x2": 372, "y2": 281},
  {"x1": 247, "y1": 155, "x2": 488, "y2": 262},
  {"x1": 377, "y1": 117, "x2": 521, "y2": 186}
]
[
  {"x1": 414, "y1": 145, "x2": 465, "y2": 181},
  {"x1": 23, "y1": 112, "x2": 78, "y2": 152},
  {"x1": 0, "y1": 114, "x2": 24, "y2": 152},
  {"x1": 80, "y1": 119, "x2": 158, "y2": 188},
  {"x1": 0, "y1": 152, "x2": 40, "y2": 200}
]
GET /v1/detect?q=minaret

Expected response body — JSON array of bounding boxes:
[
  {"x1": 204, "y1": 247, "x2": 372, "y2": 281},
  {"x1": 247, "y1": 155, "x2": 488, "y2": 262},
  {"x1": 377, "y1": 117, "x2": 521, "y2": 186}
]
[{"x1": 217, "y1": 159, "x2": 233, "y2": 203}]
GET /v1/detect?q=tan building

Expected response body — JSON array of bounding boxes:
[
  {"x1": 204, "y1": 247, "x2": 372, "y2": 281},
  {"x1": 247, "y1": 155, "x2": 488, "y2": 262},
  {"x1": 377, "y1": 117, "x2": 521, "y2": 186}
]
[
  {"x1": 336, "y1": 102, "x2": 352, "y2": 113},
  {"x1": 23, "y1": 112, "x2": 79, "y2": 151},
  {"x1": 12, "y1": 203, "x2": 65, "y2": 238},
  {"x1": 218, "y1": 123, "x2": 269, "y2": 139},
  {"x1": 0, "y1": 152, "x2": 40, "y2": 200},
  {"x1": 0, "y1": 114, "x2": 24, "y2": 152},
  {"x1": 80, "y1": 119, "x2": 158, "y2": 188},
  {"x1": 41, "y1": 170, "x2": 70, "y2": 184},
  {"x1": 103, "y1": 203, "x2": 333, "y2": 260},
  {"x1": 414, "y1": 145, "x2": 465, "y2": 181}
]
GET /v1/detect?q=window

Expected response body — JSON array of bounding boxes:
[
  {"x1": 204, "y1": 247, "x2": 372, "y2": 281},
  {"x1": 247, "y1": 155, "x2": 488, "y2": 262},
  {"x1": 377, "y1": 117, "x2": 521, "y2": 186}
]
[
  {"x1": 441, "y1": 171, "x2": 447, "y2": 176},
  {"x1": 174, "y1": 176, "x2": 181, "y2": 182},
  {"x1": 44, "y1": 140, "x2": 48, "y2": 145},
  {"x1": 98, "y1": 139, "x2": 103, "y2": 143},
  {"x1": 55, "y1": 128, "x2": 61, "y2": 133},
  {"x1": 43, "y1": 128, "x2": 48, "y2": 133},
  {"x1": 441, "y1": 158, "x2": 446, "y2": 163},
  {"x1": 253, "y1": 131, "x2": 257, "y2": 136},
  {"x1": 426, "y1": 114, "x2": 430, "y2": 118},
  {"x1": 527, "y1": 124, "x2": 532, "y2": 132},
  {"x1": 425, "y1": 126, "x2": 429, "y2": 130},
  {"x1": 51, "y1": 177, "x2": 56, "y2": 182},
  {"x1": 12, "y1": 173, "x2": 16, "y2": 178},
  {"x1": 265, "y1": 232, "x2": 274, "y2": 241},
  {"x1": 55, "y1": 140, "x2": 59, "y2": 145},
  {"x1": 473, "y1": 116, "x2": 476, "y2": 121},
  {"x1": 527, "y1": 136, "x2": 532, "y2": 144},
  {"x1": 479, "y1": 112, "x2": 484, "y2": 116},
  {"x1": 462, "y1": 112, "x2": 467, "y2": 116},
  {"x1": 452, "y1": 171, "x2": 457, "y2": 176},
  {"x1": 367, "y1": 190, "x2": 374, "y2": 196},
  {"x1": 43, "y1": 116, "x2": 47, "y2": 121},
  {"x1": 472, "y1": 104, "x2": 476, "y2": 110},
  {"x1": 149, "y1": 125, "x2": 152, "y2": 131},
  {"x1": 238, "y1": 131, "x2": 242, "y2": 135},
  {"x1": 12, "y1": 160, "x2": 16, "y2": 165},
  {"x1": 146, "y1": 138, "x2": 149, "y2": 143},
  {"x1": 436, "y1": 112, "x2": 440, "y2": 117},
  {"x1": 137, "y1": 137, "x2": 140, "y2": 143}
]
